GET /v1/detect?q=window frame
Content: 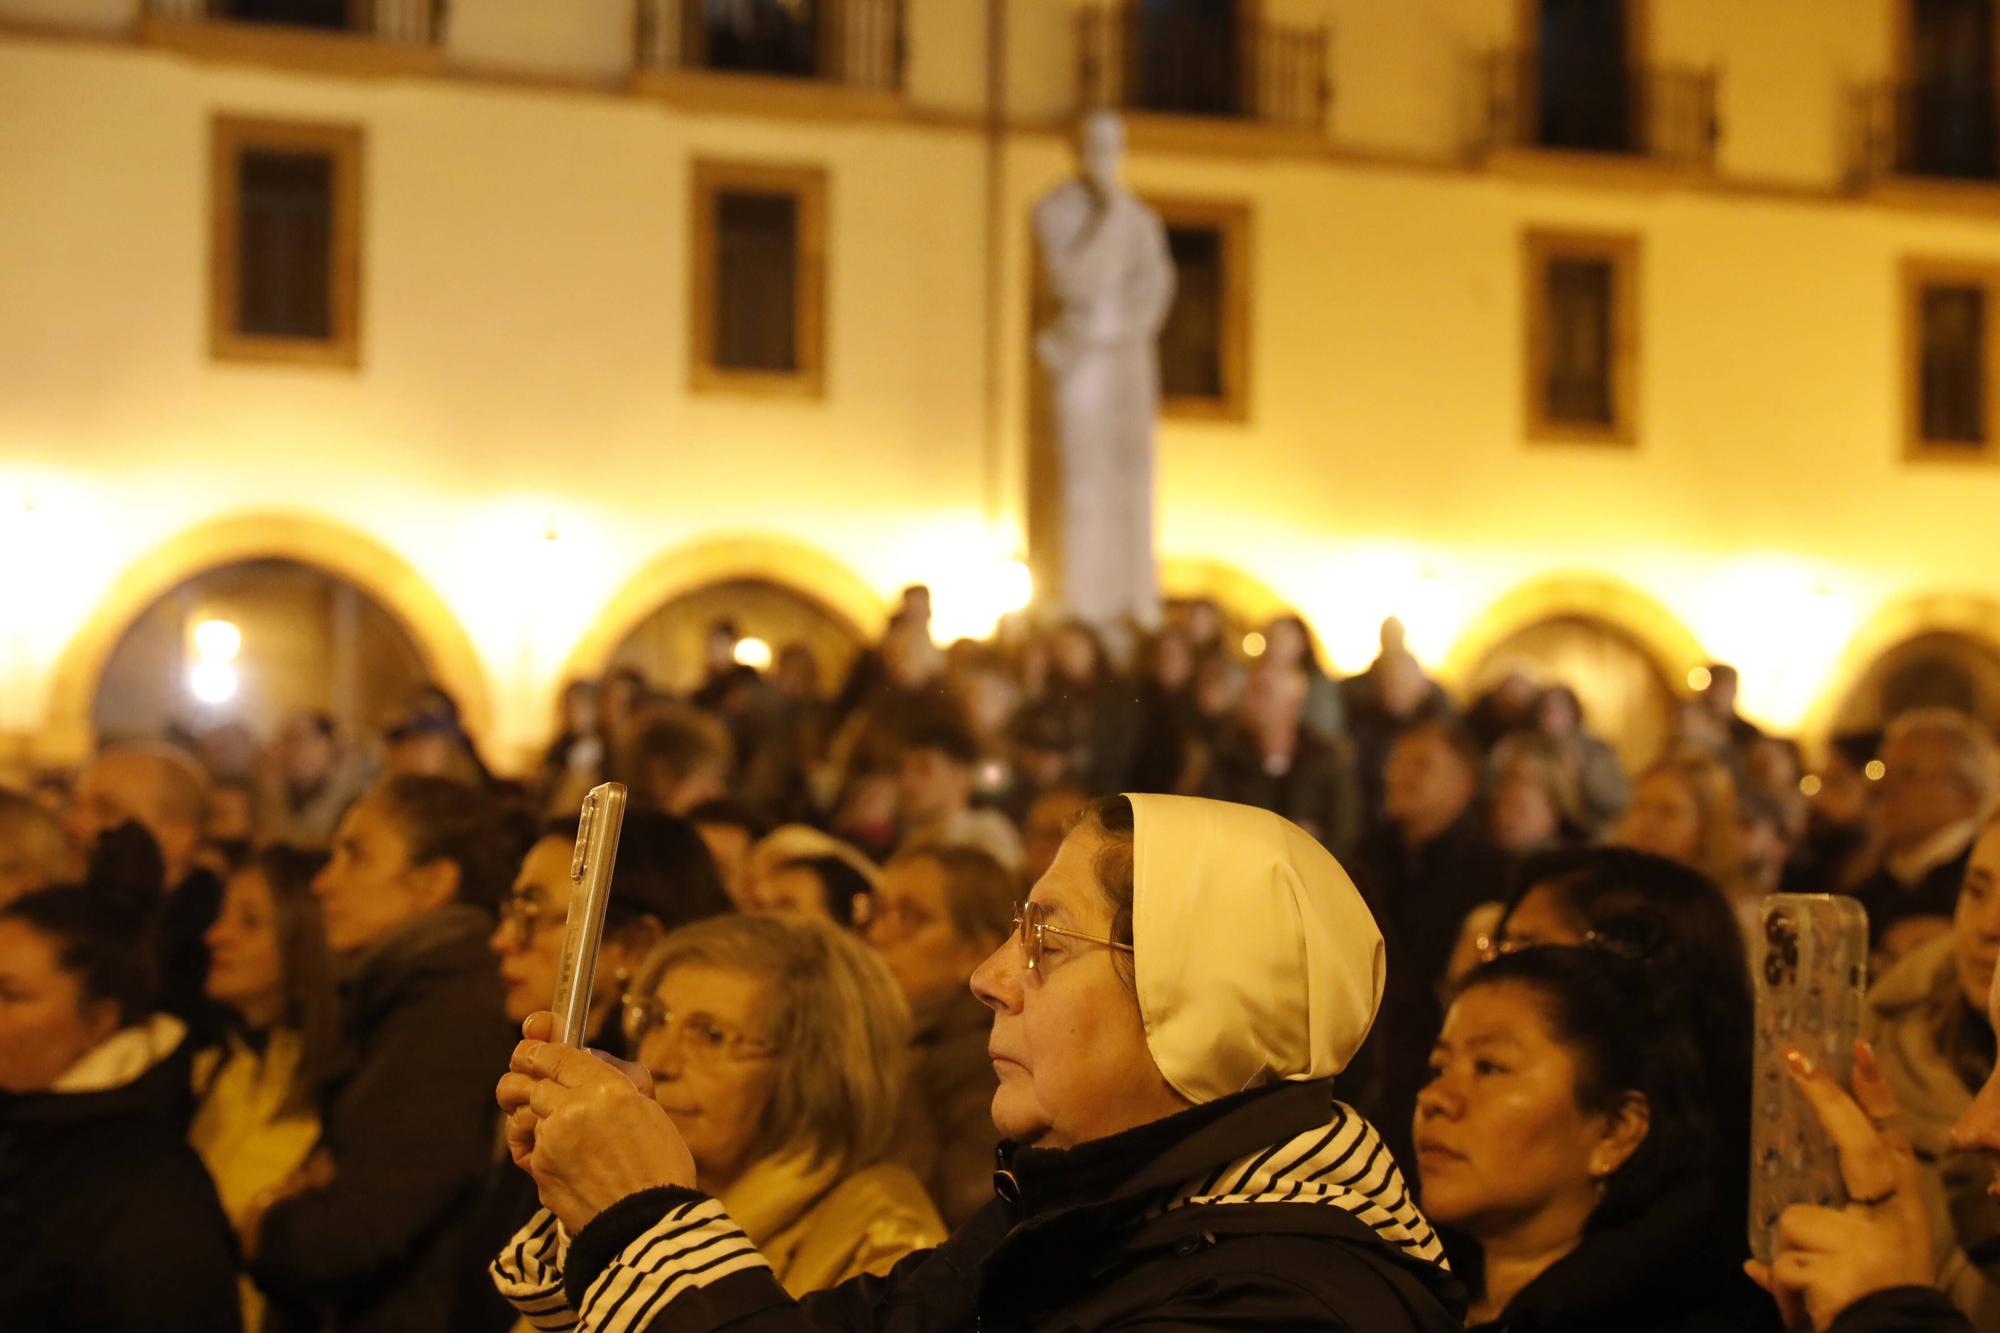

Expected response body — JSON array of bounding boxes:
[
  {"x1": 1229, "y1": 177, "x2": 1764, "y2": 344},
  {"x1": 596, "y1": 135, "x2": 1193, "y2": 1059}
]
[
  {"x1": 689, "y1": 159, "x2": 828, "y2": 399},
  {"x1": 1145, "y1": 195, "x2": 1253, "y2": 423},
  {"x1": 1522, "y1": 228, "x2": 1641, "y2": 446},
  {"x1": 209, "y1": 114, "x2": 364, "y2": 369},
  {"x1": 1903, "y1": 257, "x2": 2000, "y2": 460}
]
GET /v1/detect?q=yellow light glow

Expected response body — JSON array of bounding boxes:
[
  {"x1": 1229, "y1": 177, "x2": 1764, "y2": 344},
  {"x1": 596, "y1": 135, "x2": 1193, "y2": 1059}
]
[
  {"x1": 1242, "y1": 631, "x2": 1268, "y2": 657},
  {"x1": 1865, "y1": 760, "x2": 1886, "y2": 782},
  {"x1": 1686, "y1": 666, "x2": 1712, "y2": 692},
  {"x1": 188, "y1": 660, "x2": 239, "y2": 705},
  {"x1": 994, "y1": 560, "x2": 1034, "y2": 615},
  {"x1": 733, "y1": 636, "x2": 773, "y2": 670},
  {"x1": 192, "y1": 617, "x2": 242, "y2": 662},
  {"x1": 1799, "y1": 774, "x2": 1823, "y2": 797}
]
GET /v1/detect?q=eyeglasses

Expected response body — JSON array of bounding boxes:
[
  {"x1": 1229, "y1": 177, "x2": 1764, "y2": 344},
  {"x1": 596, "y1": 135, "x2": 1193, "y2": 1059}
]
[
  {"x1": 620, "y1": 994, "x2": 778, "y2": 1063},
  {"x1": 1013, "y1": 901, "x2": 1134, "y2": 974},
  {"x1": 496, "y1": 893, "x2": 553, "y2": 941}
]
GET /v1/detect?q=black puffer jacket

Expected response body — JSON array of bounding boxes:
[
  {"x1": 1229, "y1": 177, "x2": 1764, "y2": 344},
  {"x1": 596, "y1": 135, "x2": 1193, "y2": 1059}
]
[
  {"x1": 253, "y1": 906, "x2": 513, "y2": 1333},
  {"x1": 0, "y1": 1022, "x2": 243, "y2": 1332},
  {"x1": 494, "y1": 1078, "x2": 1465, "y2": 1332},
  {"x1": 1457, "y1": 1176, "x2": 1779, "y2": 1333}
]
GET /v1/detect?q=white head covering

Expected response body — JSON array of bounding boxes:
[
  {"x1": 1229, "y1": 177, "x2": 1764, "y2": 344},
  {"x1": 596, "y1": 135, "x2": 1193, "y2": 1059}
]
[{"x1": 1127, "y1": 794, "x2": 1385, "y2": 1104}]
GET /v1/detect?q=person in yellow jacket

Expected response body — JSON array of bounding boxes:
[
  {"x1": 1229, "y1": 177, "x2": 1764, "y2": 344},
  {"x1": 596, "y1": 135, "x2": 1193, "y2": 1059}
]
[{"x1": 189, "y1": 846, "x2": 338, "y2": 1332}]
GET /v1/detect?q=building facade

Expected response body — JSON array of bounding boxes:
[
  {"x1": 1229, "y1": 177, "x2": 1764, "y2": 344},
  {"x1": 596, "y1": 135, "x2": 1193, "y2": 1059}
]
[{"x1": 5, "y1": 0, "x2": 2000, "y2": 769}]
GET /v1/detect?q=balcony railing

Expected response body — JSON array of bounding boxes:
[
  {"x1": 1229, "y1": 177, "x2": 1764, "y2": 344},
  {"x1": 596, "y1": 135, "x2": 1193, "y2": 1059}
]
[
  {"x1": 146, "y1": 0, "x2": 445, "y2": 43},
  {"x1": 1076, "y1": 2, "x2": 1330, "y2": 133},
  {"x1": 1477, "y1": 49, "x2": 1718, "y2": 168},
  {"x1": 1848, "y1": 82, "x2": 2000, "y2": 185},
  {"x1": 636, "y1": 0, "x2": 903, "y2": 92}
]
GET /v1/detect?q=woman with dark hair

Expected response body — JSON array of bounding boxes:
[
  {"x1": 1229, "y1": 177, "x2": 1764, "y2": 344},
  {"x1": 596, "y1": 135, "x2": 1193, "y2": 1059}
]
[
  {"x1": 245, "y1": 776, "x2": 516, "y2": 1333},
  {"x1": 0, "y1": 881, "x2": 243, "y2": 1331},
  {"x1": 1534, "y1": 684, "x2": 1629, "y2": 832},
  {"x1": 1264, "y1": 612, "x2": 1347, "y2": 742},
  {"x1": 1416, "y1": 938, "x2": 1778, "y2": 1331},
  {"x1": 192, "y1": 845, "x2": 337, "y2": 1331},
  {"x1": 491, "y1": 795, "x2": 1462, "y2": 1331},
  {"x1": 1042, "y1": 619, "x2": 1143, "y2": 794},
  {"x1": 1486, "y1": 845, "x2": 1756, "y2": 1231}
]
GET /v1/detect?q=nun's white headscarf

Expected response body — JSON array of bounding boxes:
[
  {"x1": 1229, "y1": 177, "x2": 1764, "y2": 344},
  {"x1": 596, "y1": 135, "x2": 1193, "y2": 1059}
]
[{"x1": 1127, "y1": 793, "x2": 1385, "y2": 1105}]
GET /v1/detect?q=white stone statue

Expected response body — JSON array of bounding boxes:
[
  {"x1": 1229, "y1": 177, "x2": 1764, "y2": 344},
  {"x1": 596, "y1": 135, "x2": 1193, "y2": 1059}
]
[{"x1": 1033, "y1": 111, "x2": 1175, "y2": 633}]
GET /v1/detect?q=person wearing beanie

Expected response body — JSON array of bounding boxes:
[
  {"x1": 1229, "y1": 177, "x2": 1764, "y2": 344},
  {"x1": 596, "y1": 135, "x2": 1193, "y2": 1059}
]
[{"x1": 489, "y1": 794, "x2": 1463, "y2": 1332}]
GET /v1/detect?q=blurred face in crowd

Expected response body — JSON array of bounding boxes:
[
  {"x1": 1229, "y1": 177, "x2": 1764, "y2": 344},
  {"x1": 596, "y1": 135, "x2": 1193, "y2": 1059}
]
[
  {"x1": 1956, "y1": 826, "x2": 2000, "y2": 1016},
  {"x1": 1491, "y1": 764, "x2": 1560, "y2": 855},
  {"x1": 1700, "y1": 670, "x2": 1739, "y2": 718},
  {"x1": 63, "y1": 750, "x2": 202, "y2": 884},
  {"x1": 1152, "y1": 629, "x2": 1194, "y2": 693},
  {"x1": 1384, "y1": 729, "x2": 1476, "y2": 841},
  {"x1": 637, "y1": 963, "x2": 780, "y2": 1193},
  {"x1": 774, "y1": 645, "x2": 819, "y2": 700},
  {"x1": 971, "y1": 821, "x2": 1185, "y2": 1149},
  {"x1": 959, "y1": 671, "x2": 1018, "y2": 743},
  {"x1": 206, "y1": 784, "x2": 255, "y2": 847},
  {"x1": 562, "y1": 683, "x2": 598, "y2": 735},
  {"x1": 1241, "y1": 664, "x2": 1307, "y2": 747},
  {"x1": 278, "y1": 717, "x2": 337, "y2": 790},
  {"x1": 1024, "y1": 789, "x2": 1089, "y2": 885},
  {"x1": 869, "y1": 855, "x2": 999, "y2": 1013},
  {"x1": 1879, "y1": 730, "x2": 1981, "y2": 852},
  {"x1": 1617, "y1": 769, "x2": 1703, "y2": 867},
  {"x1": 385, "y1": 730, "x2": 462, "y2": 781},
  {"x1": 755, "y1": 864, "x2": 836, "y2": 922},
  {"x1": 1810, "y1": 749, "x2": 1874, "y2": 830},
  {"x1": 1051, "y1": 627, "x2": 1099, "y2": 685},
  {"x1": 1194, "y1": 655, "x2": 1244, "y2": 719},
  {"x1": 491, "y1": 836, "x2": 651, "y2": 1031},
  {"x1": 1182, "y1": 601, "x2": 1222, "y2": 650},
  {"x1": 1263, "y1": 619, "x2": 1306, "y2": 671},
  {"x1": 1414, "y1": 981, "x2": 1646, "y2": 1242},
  {"x1": 1535, "y1": 689, "x2": 1579, "y2": 739},
  {"x1": 900, "y1": 746, "x2": 972, "y2": 826},
  {"x1": 205, "y1": 865, "x2": 285, "y2": 1030},
  {"x1": 312, "y1": 795, "x2": 455, "y2": 955},
  {"x1": 0, "y1": 919, "x2": 116, "y2": 1094}
]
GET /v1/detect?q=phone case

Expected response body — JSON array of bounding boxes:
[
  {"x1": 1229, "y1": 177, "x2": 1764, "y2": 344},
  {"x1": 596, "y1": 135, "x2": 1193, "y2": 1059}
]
[
  {"x1": 1747, "y1": 892, "x2": 1869, "y2": 1264},
  {"x1": 552, "y1": 782, "x2": 627, "y2": 1048}
]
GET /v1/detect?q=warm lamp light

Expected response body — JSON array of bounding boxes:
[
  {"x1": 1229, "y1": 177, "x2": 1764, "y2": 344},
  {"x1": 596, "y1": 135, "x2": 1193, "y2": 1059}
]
[
  {"x1": 733, "y1": 637, "x2": 774, "y2": 671},
  {"x1": 189, "y1": 661, "x2": 239, "y2": 705},
  {"x1": 1799, "y1": 774, "x2": 1823, "y2": 797},
  {"x1": 1686, "y1": 666, "x2": 1713, "y2": 692},
  {"x1": 193, "y1": 618, "x2": 242, "y2": 662},
  {"x1": 1242, "y1": 632, "x2": 1268, "y2": 657},
  {"x1": 1865, "y1": 760, "x2": 1886, "y2": 782}
]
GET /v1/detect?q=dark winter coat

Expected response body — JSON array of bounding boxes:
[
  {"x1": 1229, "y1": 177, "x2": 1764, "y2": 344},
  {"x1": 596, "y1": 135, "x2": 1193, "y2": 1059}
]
[
  {"x1": 0, "y1": 1024, "x2": 243, "y2": 1332},
  {"x1": 253, "y1": 905, "x2": 513, "y2": 1333},
  {"x1": 1456, "y1": 1177, "x2": 1778, "y2": 1333},
  {"x1": 494, "y1": 1077, "x2": 1466, "y2": 1333},
  {"x1": 1827, "y1": 1286, "x2": 1976, "y2": 1333}
]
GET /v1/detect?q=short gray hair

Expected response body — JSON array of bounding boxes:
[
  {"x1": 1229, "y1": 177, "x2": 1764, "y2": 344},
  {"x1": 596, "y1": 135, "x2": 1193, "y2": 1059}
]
[
  {"x1": 1884, "y1": 707, "x2": 2000, "y2": 810},
  {"x1": 637, "y1": 914, "x2": 911, "y2": 1170}
]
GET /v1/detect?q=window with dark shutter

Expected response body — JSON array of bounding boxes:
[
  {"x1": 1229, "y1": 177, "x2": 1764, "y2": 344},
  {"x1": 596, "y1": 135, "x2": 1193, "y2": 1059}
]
[
  {"x1": 1149, "y1": 198, "x2": 1250, "y2": 421},
  {"x1": 1525, "y1": 230, "x2": 1638, "y2": 444},
  {"x1": 1906, "y1": 262, "x2": 2000, "y2": 457},
  {"x1": 692, "y1": 162, "x2": 826, "y2": 396}
]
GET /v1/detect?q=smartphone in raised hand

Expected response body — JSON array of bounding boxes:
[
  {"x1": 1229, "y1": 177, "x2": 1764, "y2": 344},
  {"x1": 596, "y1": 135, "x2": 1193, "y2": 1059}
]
[
  {"x1": 551, "y1": 782, "x2": 627, "y2": 1048},
  {"x1": 1748, "y1": 892, "x2": 1869, "y2": 1265}
]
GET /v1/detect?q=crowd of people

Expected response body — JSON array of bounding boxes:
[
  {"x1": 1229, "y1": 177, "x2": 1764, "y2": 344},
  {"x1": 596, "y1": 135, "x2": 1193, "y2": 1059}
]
[{"x1": 2, "y1": 583, "x2": 1997, "y2": 1332}]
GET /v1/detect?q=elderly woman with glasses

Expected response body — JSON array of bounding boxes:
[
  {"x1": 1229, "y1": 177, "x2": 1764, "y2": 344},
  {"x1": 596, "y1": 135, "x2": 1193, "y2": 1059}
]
[{"x1": 491, "y1": 795, "x2": 1463, "y2": 1333}]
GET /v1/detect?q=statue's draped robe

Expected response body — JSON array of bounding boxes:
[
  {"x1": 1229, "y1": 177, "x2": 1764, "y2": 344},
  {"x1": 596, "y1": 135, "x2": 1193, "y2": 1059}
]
[{"x1": 1033, "y1": 179, "x2": 1175, "y2": 631}]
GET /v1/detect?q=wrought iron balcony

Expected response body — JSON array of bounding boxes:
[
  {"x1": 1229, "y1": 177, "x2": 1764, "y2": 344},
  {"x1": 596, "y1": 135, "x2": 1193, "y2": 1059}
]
[
  {"x1": 636, "y1": 0, "x2": 903, "y2": 92},
  {"x1": 1477, "y1": 48, "x2": 1718, "y2": 168},
  {"x1": 145, "y1": 0, "x2": 444, "y2": 43},
  {"x1": 1076, "y1": 1, "x2": 1330, "y2": 133},
  {"x1": 1848, "y1": 81, "x2": 2000, "y2": 185}
]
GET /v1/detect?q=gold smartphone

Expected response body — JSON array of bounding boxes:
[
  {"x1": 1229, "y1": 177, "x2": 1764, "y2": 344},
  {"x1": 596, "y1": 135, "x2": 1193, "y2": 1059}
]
[{"x1": 551, "y1": 782, "x2": 627, "y2": 1047}]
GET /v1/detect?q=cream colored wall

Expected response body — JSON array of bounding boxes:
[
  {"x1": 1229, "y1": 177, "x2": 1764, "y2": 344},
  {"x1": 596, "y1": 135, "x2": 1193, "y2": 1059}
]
[
  {"x1": 4, "y1": 3, "x2": 1999, "y2": 770},
  {"x1": 446, "y1": 0, "x2": 632, "y2": 81}
]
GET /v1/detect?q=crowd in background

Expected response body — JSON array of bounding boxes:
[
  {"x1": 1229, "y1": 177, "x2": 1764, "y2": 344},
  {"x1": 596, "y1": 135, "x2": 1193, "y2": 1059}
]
[{"x1": 1, "y1": 582, "x2": 1996, "y2": 1332}]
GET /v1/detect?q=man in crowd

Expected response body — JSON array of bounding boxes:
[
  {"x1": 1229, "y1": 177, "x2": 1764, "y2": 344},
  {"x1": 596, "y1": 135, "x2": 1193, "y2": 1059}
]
[
  {"x1": 896, "y1": 721, "x2": 1025, "y2": 876},
  {"x1": 1853, "y1": 708, "x2": 1999, "y2": 962},
  {"x1": 1201, "y1": 661, "x2": 1359, "y2": 857},
  {"x1": 629, "y1": 707, "x2": 734, "y2": 817},
  {"x1": 63, "y1": 742, "x2": 226, "y2": 1041}
]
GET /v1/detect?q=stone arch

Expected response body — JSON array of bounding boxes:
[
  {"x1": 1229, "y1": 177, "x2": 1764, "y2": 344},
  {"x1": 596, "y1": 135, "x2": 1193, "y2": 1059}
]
[
  {"x1": 1160, "y1": 554, "x2": 1299, "y2": 646},
  {"x1": 44, "y1": 511, "x2": 490, "y2": 763},
  {"x1": 565, "y1": 534, "x2": 888, "y2": 685},
  {"x1": 1443, "y1": 574, "x2": 1708, "y2": 691},
  {"x1": 1804, "y1": 593, "x2": 2000, "y2": 747}
]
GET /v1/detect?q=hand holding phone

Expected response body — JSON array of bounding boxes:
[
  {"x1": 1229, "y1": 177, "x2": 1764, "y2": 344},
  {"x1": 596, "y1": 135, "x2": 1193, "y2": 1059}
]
[{"x1": 551, "y1": 782, "x2": 627, "y2": 1048}]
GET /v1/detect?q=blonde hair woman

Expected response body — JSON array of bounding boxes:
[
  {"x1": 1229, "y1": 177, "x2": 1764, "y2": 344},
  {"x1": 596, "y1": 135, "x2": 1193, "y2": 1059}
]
[
  {"x1": 614, "y1": 914, "x2": 944, "y2": 1295},
  {"x1": 1616, "y1": 752, "x2": 1743, "y2": 895}
]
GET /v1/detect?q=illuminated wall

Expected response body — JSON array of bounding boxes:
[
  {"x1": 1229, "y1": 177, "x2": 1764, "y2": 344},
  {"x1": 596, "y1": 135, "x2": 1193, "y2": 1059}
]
[{"x1": 3, "y1": 0, "x2": 1997, "y2": 770}]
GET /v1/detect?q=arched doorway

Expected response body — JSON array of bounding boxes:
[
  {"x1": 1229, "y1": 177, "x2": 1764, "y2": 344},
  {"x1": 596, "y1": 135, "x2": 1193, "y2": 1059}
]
[
  {"x1": 606, "y1": 577, "x2": 865, "y2": 697},
  {"x1": 1831, "y1": 630, "x2": 2000, "y2": 735},
  {"x1": 1470, "y1": 613, "x2": 1676, "y2": 772},
  {"x1": 93, "y1": 559, "x2": 433, "y2": 747}
]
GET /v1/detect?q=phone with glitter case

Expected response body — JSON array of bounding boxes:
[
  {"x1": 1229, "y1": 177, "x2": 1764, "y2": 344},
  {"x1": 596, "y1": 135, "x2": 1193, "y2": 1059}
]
[{"x1": 1748, "y1": 892, "x2": 1869, "y2": 1265}]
